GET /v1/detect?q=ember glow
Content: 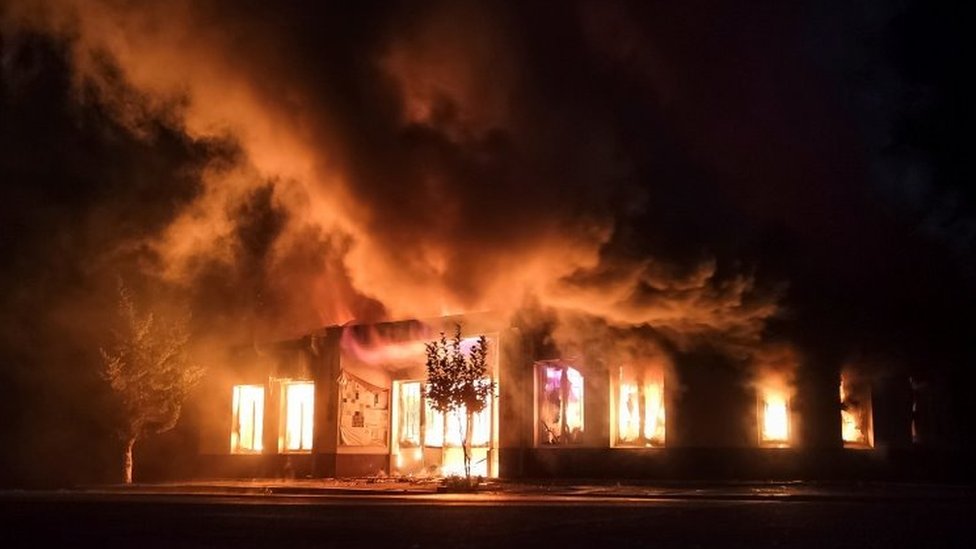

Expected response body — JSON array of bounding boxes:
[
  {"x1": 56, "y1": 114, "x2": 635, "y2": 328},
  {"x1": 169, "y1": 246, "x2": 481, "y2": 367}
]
[{"x1": 759, "y1": 387, "x2": 790, "y2": 446}]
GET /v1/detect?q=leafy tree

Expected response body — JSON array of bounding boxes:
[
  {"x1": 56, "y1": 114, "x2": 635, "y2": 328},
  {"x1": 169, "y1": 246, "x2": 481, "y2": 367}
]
[
  {"x1": 100, "y1": 280, "x2": 204, "y2": 484},
  {"x1": 424, "y1": 324, "x2": 494, "y2": 482}
]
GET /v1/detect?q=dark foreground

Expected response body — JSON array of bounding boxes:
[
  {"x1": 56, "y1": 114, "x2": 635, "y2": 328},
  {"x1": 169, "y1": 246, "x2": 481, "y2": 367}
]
[{"x1": 2, "y1": 490, "x2": 974, "y2": 548}]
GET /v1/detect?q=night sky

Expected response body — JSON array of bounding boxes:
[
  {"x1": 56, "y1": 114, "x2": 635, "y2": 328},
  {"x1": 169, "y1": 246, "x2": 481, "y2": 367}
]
[{"x1": 1, "y1": 0, "x2": 973, "y2": 486}]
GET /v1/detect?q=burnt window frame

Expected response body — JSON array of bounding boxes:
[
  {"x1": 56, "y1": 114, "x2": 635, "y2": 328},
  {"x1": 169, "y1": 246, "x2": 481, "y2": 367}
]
[{"x1": 535, "y1": 361, "x2": 585, "y2": 447}]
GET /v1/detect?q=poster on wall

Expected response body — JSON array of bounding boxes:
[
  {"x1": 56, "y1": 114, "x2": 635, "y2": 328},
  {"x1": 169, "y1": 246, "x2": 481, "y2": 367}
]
[{"x1": 338, "y1": 370, "x2": 390, "y2": 447}]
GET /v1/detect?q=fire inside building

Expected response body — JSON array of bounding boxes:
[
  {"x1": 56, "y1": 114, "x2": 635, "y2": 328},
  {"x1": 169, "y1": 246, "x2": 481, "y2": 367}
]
[{"x1": 184, "y1": 312, "x2": 933, "y2": 482}]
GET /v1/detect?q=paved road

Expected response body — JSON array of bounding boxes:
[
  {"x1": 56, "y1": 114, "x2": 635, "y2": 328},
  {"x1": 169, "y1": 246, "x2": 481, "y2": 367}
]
[{"x1": 2, "y1": 491, "x2": 974, "y2": 547}]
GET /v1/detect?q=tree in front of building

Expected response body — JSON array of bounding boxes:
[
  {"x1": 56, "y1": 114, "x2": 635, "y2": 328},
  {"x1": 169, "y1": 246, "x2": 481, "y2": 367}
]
[
  {"x1": 100, "y1": 280, "x2": 204, "y2": 484},
  {"x1": 424, "y1": 325, "x2": 494, "y2": 482}
]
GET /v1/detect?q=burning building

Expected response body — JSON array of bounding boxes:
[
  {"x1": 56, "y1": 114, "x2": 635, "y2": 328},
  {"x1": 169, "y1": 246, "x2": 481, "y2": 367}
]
[
  {"x1": 0, "y1": 0, "x2": 973, "y2": 490},
  {"x1": 183, "y1": 312, "x2": 911, "y2": 481}
]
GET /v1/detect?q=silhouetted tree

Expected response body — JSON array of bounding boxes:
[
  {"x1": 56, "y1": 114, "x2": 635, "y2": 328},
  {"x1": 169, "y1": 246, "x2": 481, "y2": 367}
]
[
  {"x1": 100, "y1": 280, "x2": 204, "y2": 483},
  {"x1": 424, "y1": 324, "x2": 493, "y2": 482}
]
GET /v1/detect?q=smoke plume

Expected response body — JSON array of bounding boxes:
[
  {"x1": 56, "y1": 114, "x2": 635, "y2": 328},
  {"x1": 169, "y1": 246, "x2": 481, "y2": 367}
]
[{"x1": 2, "y1": 0, "x2": 777, "y2": 343}]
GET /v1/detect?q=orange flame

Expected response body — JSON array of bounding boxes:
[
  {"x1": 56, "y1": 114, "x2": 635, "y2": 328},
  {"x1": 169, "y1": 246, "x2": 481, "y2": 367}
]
[
  {"x1": 616, "y1": 366, "x2": 666, "y2": 447},
  {"x1": 840, "y1": 373, "x2": 873, "y2": 448},
  {"x1": 281, "y1": 381, "x2": 314, "y2": 452},
  {"x1": 231, "y1": 384, "x2": 264, "y2": 453},
  {"x1": 759, "y1": 386, "x2": 790, "y2": 446}
]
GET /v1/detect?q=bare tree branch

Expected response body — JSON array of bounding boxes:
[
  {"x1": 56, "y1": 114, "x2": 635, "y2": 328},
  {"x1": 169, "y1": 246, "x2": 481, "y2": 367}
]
[{"x1": 99, "y1": 278, "x2": 205, "y2": 483}]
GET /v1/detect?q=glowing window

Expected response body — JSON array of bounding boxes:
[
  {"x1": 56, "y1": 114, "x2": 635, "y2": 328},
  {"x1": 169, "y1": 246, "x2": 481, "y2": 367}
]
[
  {"x1": 424, "y1": 401, "x2": 492, "y2": 448},
  {"x1": 423, "y1": 397, "x2": 444, "y2": 447},
  {"x1": 231, "y1": 385, "x2": 264, "y2": 453},
  {"x1": 758, "y1": 387, "x2": 790, "y2": 446},
  {"x1": 614, "y1": 366, "x2": 665, "y2": 447},
  {"x1": 468, "y1": 399, "x2": 492, "y2": 447},
  {"x1": 281, "y1": 381, "x2": 314, "y2": 452},
  {"x1": 537, "y1": 362, "x2": 584, "y2": 445},
  {"x1": 840, "y1": 374, "x2": 873, "y2": 448},
  {"x1": 399, "y1": 381, "x2": 422, "y2": 447}
]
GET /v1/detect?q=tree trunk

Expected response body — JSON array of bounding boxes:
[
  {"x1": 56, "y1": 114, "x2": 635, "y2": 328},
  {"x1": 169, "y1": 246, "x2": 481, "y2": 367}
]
[
  {"x1": 559, "y1": 368, "x2": 570, "y2": 442},
  {"x1": 463, "y1": 412, "x2": 473, "y2": 481},
  {"x1": 637, "y1": 371, "x2": 647, "y2": 446},
  {"x1": 123, "y1": 438, "x2": 135, "y2": 484}
]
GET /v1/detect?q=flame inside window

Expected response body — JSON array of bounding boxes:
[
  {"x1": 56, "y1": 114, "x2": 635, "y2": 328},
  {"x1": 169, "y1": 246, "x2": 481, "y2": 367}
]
[
  {"x1": 468, "y1": 400, "x2": 492, "y2": 447},
  {"x1": 840, "y1": 373, "x2": 873, "y2": 448},
  {"x1": 616, "y1": 366, "x2": 666, "y2": 447},
  {"x1": 538, "y1": 363, "x2": 584, "y2": 445},
  {"x1": 231, "y1": 385, "x2": 264, "y2": 453},
  {"x1": 759, "y1": 388, "x2": 790, "y2": 446},
  {"x1": 393, "y1": 378, "x2": 494, "y2": 477},
  {"x1": 282, "y1": 381, "x2": 314, "y2": 452},
  {"x1": 422, "y1": 388, "x2": 492, "y2": 448},
  {"x1": 399, "y1": 381, "x2": 422, "y2": 447}
]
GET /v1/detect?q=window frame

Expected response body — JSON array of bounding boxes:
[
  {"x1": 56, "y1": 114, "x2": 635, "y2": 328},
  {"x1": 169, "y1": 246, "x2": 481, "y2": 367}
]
[
  {"x1": 611, "y1": 365, "x2": 666, "y2": 448},
  {"x1": 757, "y1": 388, "x2": 791, "y2": 448},
  {"x1": 535, "y1": 361, "x2": 585, "y2": 447},
  {"x1": 231, "y1": 384, "x2": 265, "y2": 454},
  {"x1": 840, "y1": 374, "x2": 874, "y2": 449},
  {"x1": 279, "y1": 380, "x2": 315, "y2": 453}
]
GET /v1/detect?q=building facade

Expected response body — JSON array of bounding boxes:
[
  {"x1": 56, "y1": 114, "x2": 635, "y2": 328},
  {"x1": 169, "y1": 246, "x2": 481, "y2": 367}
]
[{"x1": 188, "y1": 313, "x2": 927, "y2": 481}]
